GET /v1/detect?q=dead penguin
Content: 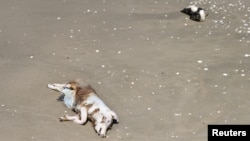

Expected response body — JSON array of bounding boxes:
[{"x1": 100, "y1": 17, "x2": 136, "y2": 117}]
[{"x1": 181, "y1": 5, "x2": 208, "y2": 22}]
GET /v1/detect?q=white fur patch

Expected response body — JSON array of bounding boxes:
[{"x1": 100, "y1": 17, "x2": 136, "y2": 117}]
[
  {"x1": 84, "y1": 94, "x2": 110, "y2": 113},
  {"x1": 189, "y1": 5, "x2": 198, "y2": 12},
  {"x1": 62, "y1": 88, "x2": 75, "y2": 109},
  {"x1": 199, "y1": 10, "x2": 206, "y2": 22}
]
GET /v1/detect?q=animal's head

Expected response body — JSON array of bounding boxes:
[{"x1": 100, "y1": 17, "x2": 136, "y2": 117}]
[
  {"x1": 61, "y1": 81, "x2": 81, "y2": 96},
  {"x1": 94, "y1": 111, "x2": 119, "y2": 138},
  {"x1": 64, "y1": 80, "x2": 94, "y2": 95}
]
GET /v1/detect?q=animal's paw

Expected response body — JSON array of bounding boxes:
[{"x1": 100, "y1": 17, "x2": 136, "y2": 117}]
[
  {"x1": 59, "y1": 115, "x2": 68, "y2": 122},
  {"x1": 47, "y1": 84, "x2": 55, "y2": 89}
]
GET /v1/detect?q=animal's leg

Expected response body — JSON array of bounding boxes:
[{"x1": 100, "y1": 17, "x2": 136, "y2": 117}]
[
  {"x1": 110, "y1": 111, "x2": 119, "y2": 123},
  {"x1": 59, "y1": 107, "x2": 87, "y2": 124},
  {"x1": 72, "y1": 107, "x2": 88, "y2": 124},
  {"x1": 48, "y1": 83, "x2": 66, "y2": 92},
  {"x1": 59, "y1": 114, "x2": 80, "y2": 121}
]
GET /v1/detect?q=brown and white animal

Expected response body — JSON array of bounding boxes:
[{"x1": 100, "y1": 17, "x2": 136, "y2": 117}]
[{"x1": 47, "y1": 79, "x2": 119, "y2": 137}]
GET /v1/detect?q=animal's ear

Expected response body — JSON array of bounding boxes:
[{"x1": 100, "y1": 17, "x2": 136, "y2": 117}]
[
  {"x1": 110, "y1": 111, "x2": 119, "y2": 123},
  {"x1": 57, "y1": 94, "x2": 65, "y2": 101}
]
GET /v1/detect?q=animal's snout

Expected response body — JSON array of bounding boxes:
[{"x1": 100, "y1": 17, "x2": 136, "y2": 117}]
[
  {"x1": 98, "y1": 131, "x2": 106, "y2": 138},
  {"x1": 100, "y1": 134, "x2": 106, "y2": 138},
  {"x1": 95, "y1": 125, "x2": 107, "y2": 138}
]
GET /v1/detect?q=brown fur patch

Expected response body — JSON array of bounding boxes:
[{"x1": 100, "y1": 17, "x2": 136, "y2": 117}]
[
  {"x1": 101, "y1": 116, "x2": 106, "y2": 123},
  {"x1": 85, "y1": 103, "x2": 93, "y2": 110},
  {"x1": 86, "y1": 105, "x2": 100, "y2": 126},
  {"x1": 88, "y1": 116, "x2": 96, "y2": 126},
  {"x1": 68, "y1": 80, "x2": 97, "y2": 104},
  {"x1": 90, "y1": 108, "x2": 100, "y2": 115}
]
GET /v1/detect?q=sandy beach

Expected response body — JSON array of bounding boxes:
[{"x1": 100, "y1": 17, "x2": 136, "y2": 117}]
[{"x1": 0, "y1": 0, "x2": 250, "y2": 140}]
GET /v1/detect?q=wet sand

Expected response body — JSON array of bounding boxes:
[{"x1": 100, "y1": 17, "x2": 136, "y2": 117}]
[{"x1": 0, "y1": 0, "x2": 250, "y2": 140}]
